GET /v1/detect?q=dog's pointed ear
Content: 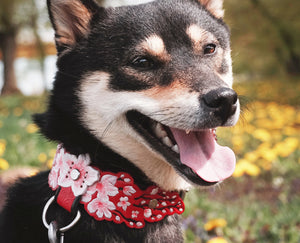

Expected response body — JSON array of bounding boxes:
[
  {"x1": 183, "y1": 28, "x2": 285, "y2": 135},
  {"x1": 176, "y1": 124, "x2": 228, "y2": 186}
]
[
  {"x1": 197, "y1": 0, "x2": 224, "y2": 19},
  {"x1": 47, "y1": 0, "x2": 100, "y2": 52}
]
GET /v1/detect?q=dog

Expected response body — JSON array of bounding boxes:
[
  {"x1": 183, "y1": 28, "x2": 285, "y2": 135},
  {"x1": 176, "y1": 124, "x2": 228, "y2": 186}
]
[{"x1": 0, "y1": 0, "x2": 240, "y2": 242}]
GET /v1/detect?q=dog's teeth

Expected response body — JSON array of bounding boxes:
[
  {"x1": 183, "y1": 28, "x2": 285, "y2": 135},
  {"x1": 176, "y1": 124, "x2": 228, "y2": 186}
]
[
  {"x1": 185, "y1": 130, "x2": 191, "y2": 135},
  {"x1": 162, "y1": 137, "x2": 173, "y2": 147},
  {"x1": 172, "y1": 145, "x2": 179, "y2": 153},
  {"x1": 154, "y1": 123, "x2": 167, "y2": 138}
]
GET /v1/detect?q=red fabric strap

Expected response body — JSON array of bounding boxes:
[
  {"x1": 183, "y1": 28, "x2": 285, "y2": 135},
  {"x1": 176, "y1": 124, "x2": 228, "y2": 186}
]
[
  {"x1": 48, "y1": 145, "x2": 185, "y2": 229},
  {"x1": 56, "y1": 187, "x2": 77, "y2": 213}
]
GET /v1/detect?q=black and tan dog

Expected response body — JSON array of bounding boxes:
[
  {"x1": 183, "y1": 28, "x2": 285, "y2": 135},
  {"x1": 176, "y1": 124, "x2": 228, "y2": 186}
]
[{"x1": 0, "y1": 0, "x2": 240, "y2": 242}]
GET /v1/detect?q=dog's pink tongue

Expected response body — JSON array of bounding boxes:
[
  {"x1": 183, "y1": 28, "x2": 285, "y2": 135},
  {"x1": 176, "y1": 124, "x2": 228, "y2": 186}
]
[{"x1": 170, "y1": 128, "x2": 236, "y2": 182}]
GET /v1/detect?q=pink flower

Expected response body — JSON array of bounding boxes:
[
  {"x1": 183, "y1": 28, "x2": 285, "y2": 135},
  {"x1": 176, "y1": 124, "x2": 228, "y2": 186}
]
[
  {"x1": 82, "y1": 174, "x2": 118, "y2": 202},
  {"x1": 117, "y1": 197, "x2": 131, "y2": 211},
  {"x1": 87, "y1": 197, "x2": 116, "y2": 219},
  {"x1": 123, "y1": 186, "x2": 136, "y2": 196},
  {"x1": 58, "y1": 153, "x2": 99, "y2": 196}
]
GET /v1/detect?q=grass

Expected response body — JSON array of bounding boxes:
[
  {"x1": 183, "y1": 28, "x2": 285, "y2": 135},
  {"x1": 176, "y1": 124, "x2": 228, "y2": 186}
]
[
  {"x1": 0, "y1": 95, "x2": 56, "y2": 170},
  {"x1": 0, "y1": 79, "x2": 299, "y2": 242}
]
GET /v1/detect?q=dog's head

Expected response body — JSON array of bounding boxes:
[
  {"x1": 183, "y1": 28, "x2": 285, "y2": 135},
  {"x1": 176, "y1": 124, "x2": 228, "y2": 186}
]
[{"x1": 42, "y1": 0, "x2": 240, "y2": 191}]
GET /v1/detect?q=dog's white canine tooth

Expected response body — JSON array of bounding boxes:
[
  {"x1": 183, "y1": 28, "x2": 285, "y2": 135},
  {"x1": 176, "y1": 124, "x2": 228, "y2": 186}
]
[
  {"x1": 154, "y1": 123, "x2": 167, "y2": 138},
  {"x1": 185, "y1": 130, "x2": 191, "y2": 135},
  {"x1": 162, "y1": 137, "x2": 174, "y2": 147},
  {"x1": 172, "y1": 145, "x2": 179, "y2": 153}
]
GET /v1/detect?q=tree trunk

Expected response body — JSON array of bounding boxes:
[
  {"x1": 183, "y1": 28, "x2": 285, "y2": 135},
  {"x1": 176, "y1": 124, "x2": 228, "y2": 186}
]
[
  {"x1": 30, "y1": 0, "x2": 47, "y2": 92},
  {"x1": 0, "y1": 30, "x2": 20, "y2": 95}
]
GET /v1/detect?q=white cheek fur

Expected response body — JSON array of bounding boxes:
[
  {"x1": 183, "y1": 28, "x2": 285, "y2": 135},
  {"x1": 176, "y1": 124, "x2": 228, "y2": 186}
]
[{"x1": 78, "y1": 71, "x2": 193, "y2": 191}]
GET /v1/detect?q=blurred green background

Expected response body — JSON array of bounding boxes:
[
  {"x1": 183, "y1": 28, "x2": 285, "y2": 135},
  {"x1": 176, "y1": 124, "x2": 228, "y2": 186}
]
[{"x1": 0, "y1": 0, "x2": 299, "y2": 242}]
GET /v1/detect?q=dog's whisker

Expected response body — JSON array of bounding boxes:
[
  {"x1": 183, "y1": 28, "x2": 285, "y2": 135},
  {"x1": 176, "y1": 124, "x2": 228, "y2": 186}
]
[
  {"x1": 57, "y1": 70, "x2": 80, "y2": 79},
  {"x1": 146, "y1": 108, "x2": 179, "y2": 117},
  {"x1": 100, "y1": 120, "x2": 115, "y2": 139}
]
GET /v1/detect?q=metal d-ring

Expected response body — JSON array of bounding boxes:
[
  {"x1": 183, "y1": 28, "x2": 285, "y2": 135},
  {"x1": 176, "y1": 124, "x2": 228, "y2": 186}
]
[{"x1": 42, "y1": 196, "x2": 81, "y2": 233}]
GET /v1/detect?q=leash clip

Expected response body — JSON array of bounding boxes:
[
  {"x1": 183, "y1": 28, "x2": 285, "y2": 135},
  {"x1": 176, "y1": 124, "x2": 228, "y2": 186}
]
[{"x1": 42, "y1": 196, "x2": 81, "y2": 243}]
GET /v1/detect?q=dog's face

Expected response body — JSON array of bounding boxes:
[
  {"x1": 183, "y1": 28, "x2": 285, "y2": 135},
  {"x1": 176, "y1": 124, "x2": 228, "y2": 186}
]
[{"x1": 47, "y1": 0, "x2": 240, "y2": 191}]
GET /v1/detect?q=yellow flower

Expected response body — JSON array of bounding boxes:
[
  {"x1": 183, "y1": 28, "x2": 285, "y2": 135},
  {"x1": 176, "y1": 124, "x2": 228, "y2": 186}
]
[
  {"x1": 26, "y1": 123, "x2": 39, "y2": 134},
  {"x1": 204, "y1": 218, "x2": 227, "y2": 231},
  {"x1": 244, "y1": 152, "x2": 258, "y2": 162},
  {"x1": 232, "y1": 163, "x2": 245, "y2": 177},
  {"x1": 233, "y1": 159, "x2": 261, "y2": 177},
  {"x1": 38, "y1": 153, "x2": 47, "y2": 163},
  {"x1": 0, "y1": 139, "x2": 6, "y2": 157},
  {"x1": 13, "y1": 107, "x2": 23, "y2": 117},
  {"x1": 296, "y1": 113, "x2": 300, "y2": 123},
  {"x1": 274, "y1": 137, "x2": 299, "y2": 157},
  {"x1": 0, "y1": 158, "x2": 9, "y2": 170},
  {"x1": 29, "y1": 169, "x2": 39, "y2": 177},
  {"x1": 255, "y1": 119, "x2": 274, "y2": 130},
  {"x1": 253, "y1": 129, "x2": 271, "y2": 142},
  {"x1": 261, "y1": 149, "x2": 277, "y2": 162},
  {"x1": 47, "y1": 159, "x2": 54, "y2": 169},
  {"x1": 256, "y1": 142, "x2": 272, "y2": 156},
  {"x1": 207, "y1": 237, "x2": 228, "y2": 243},
  {"x1": 284, "y1": 127, "x2": 298, "y2": 136}
]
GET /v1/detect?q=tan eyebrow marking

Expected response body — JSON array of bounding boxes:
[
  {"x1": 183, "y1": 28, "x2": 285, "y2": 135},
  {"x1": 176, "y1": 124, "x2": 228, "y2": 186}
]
[
  {"x1": 186, "y1": 24, "x2": 215, "y2": 52},
  {"x1": 140, "y1": 34, "x2": 170, "y2": 61}
]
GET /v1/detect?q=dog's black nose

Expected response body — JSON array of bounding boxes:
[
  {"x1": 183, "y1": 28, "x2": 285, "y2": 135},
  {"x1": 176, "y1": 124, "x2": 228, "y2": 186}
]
[{"x1": 202, "y1": 88, "x2": 238, "y2": 123}]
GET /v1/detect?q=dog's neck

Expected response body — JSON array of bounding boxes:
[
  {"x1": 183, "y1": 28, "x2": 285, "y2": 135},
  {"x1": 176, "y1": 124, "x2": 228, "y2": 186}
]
[{"x1": 47, "y1": 145, "x2": 185, "y2": 229}]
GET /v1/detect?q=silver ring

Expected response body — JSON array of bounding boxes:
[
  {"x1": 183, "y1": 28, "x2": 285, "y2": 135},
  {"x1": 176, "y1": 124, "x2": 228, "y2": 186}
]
[{"x1": 42, "y1": 196, "x2": 81, "y2": 233}]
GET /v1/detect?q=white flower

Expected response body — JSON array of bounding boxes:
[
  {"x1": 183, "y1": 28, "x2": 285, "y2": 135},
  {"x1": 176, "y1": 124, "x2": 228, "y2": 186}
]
[
  {"x1": 144, "y1": 209, "x2": 152, "y2": 218},
  {"x1": 117, "y1": 197, "x2": 131, "y2": 211},
  {"x1": 57, "y1": 153, "x2": 99, "y2": 196},
  {"x1": 123, "y1": 186, "x2": 136, "y2": 196},
  {"x1": 131, "y1": 210, "x2": 139, "y2": 218},
  {"x1": 82, "y1": 174, "x2": 118, "y2": 202},
  {"x1": 150, "y1": 187, "x2": 159, "y2": 195},
  {"x1": 87, "y1": 197, "x2": 116, "y2": 219},
  {"x1": 48, "y1": 146, "x2": 64, "y2": 189}
]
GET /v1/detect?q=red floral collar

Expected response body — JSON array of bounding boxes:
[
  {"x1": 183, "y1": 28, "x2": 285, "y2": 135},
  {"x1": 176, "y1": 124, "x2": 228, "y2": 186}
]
[{"x1": 48, "y1": 145, "x2": 185, "y2": 229}]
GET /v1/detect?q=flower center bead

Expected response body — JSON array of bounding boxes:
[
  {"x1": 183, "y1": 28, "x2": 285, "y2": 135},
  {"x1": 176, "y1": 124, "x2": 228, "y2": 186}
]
[{"x1": 70, "y1": 169, "x2": 81, "y2": 181}]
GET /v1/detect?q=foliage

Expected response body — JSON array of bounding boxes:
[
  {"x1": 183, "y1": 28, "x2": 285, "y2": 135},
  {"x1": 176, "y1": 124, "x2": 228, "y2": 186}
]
[
  {"x1": 224, "y1": 0, "x2": 300, "y2": 76},
  {"x1": 0, "y1": 95, "x2": 56, "y2": 169},
  {"x1": 0, "y1": 0, "x2": 36, "y2": 31}
]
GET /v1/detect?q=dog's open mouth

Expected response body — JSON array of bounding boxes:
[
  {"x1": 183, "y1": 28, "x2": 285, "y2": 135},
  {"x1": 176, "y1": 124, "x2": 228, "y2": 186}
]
[{"x1": 126, "y1": 111, "x2": 236, "y2": 187}]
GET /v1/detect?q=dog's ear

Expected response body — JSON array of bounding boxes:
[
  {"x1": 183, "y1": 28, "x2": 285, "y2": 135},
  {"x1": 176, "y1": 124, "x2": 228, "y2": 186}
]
[
  {"x1": 197, "y1": 0, "x2": 224, "y2": 19},
  {"x1": 47, "y1": 0, "x2": 100, "y2": 52}
]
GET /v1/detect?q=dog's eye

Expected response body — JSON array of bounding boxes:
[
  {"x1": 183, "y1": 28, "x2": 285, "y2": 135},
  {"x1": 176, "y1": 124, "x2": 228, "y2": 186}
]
[
  {"x1": 204, "y1": 44, "x2": 216, "y2": 55},
  {"x1": 131, "y1": 57, "x2": 155, "y2": 69}
]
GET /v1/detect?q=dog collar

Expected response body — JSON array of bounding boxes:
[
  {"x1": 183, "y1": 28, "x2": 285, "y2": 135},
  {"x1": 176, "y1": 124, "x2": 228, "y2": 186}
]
[{"x1": 47, "y1": 145, "x2": 185, "y2": 229}]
